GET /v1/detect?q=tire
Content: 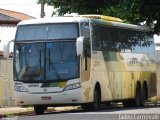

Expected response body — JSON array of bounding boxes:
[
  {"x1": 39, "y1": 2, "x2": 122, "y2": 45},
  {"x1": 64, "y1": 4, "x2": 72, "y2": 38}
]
[
  {"x1": 81, "y1": 104, "x2": 92, "y2": 111},
  {"x1": 82, "y1": 87, "x2": 101, "y2": 111},
  {"x1": 123, "y1": 100, "x2": 134, "y2": 107},
  {"x1": 34, "y1": 106, "x2": 46, "y2": 115},
  {"x1": 141, "y1": 84, "x2": 148, "y2": 106},
  {"x1": 92, "y1": 86, "x2": 101, "y2": 110},
  {"x1": 134, "y1": 84, "x2": 141, "y2": 107},
  {"x1": 123, "y1": 100, "x2": 131, "y2": 107},
  {"x1": 105, "y1": 102, "x2": 112, "y2": 107}
]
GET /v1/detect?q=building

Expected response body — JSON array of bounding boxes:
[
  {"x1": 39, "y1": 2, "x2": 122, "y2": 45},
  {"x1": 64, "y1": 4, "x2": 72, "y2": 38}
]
[
  {"x1": 0, "y1": 8, "x2": 34, "y2": 58},
  {"x1": 0, "y1": 8, "x2": 34, "y2": 107}
]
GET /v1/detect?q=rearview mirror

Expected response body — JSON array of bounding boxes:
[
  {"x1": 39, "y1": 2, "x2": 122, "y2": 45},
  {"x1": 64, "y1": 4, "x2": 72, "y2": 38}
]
[
  {"x1": 3, "y1": 39, "x2": 14, "y2": 59},
  {"x1": 76, "y1": 37, "x2": 84, "y2": 56}
]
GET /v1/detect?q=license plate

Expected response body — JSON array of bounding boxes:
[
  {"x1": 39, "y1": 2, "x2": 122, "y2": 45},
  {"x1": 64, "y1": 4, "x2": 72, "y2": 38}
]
[{"x1": 41, "y1": 96, "x2": 51, "y2": 100}]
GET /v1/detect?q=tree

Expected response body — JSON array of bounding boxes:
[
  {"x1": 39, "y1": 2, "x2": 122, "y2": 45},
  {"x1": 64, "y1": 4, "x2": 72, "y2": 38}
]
[
  {"x1": 43, "y1": 0, "x2": 160, "y2": 34},
  {"x1": 103, "y1": 0, "x2": 160, "y2": 34},
  {"x1": 44, "y1": 0, "x2": 120, "y2": 15},
  {"x1": 103, "y1": 0, "x2": 145, "y2": 24},
  {"x1": 140, "y1": 0, "x2": 160, "y2": 34}
]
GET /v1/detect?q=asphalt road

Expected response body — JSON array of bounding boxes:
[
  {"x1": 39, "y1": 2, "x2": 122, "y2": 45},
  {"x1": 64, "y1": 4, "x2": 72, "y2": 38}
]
[{"x1": 6, "y1": 106, "x2": 160, "y2": 120}]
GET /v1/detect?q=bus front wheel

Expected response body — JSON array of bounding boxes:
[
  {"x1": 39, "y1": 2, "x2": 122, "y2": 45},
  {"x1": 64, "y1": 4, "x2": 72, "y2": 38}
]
[
  {"x1": 81, "y1": 85, "x2": 101, "y2": 111},
  {"x1": 34, "y1": 105, "x2": 46, "y2": 115},
  {"x1": 92, "y1": 86, "x2": 101, "y2": 110}
]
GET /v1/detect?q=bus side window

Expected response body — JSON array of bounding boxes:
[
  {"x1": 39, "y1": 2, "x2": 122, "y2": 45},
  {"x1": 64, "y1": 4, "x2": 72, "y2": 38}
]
[
  {"x1": 83, "y1": 39, "x2": 91, "y2": 57},
  {"x1": 141, "y1": 38, "x2": 154, "y2": 54},
  {"x1": 132, "y1": 40, "x2": 142, "y2": 53},
  {"x1": 83, "y1": 39, "x2": 91, "y2": 70},
  {"x1": 80, "y1": 22, "x2": 90, "y2": 39},
  {"x1": 92, "y1": 25, "x2": 101, "y2": 51},
  {"x1": 109, "y1": 27, "x2": 121, "y2": 52},
  {"x1": 132, "y1": 32, "x2": 154, "y2": 54}
]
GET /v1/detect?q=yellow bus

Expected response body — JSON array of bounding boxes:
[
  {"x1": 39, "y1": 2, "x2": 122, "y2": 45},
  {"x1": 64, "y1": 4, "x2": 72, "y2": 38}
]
[{"x1": 13, "y1": 15, "x2": 157, "y2": 114}]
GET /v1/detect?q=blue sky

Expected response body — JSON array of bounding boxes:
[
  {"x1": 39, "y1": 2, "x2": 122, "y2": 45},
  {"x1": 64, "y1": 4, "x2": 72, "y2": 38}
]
[{"x1": 0, "y1": 0, "x2": 53, "y2": 18}]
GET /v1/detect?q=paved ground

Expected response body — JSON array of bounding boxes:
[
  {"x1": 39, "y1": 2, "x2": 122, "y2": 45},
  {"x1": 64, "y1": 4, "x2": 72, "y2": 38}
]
[
  {"x1": 1, "y1": 106, "x2": 160, "y2": 120},
  {"x1": 0, "y1": 106, "x2": 79, "y2": 118},
  {"x1": 0, "y1": 101, "x2": 160, "y2": 119}
]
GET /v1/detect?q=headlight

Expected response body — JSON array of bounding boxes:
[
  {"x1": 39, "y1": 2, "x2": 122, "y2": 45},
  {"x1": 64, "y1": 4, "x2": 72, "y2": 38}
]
[
  {"x1": 14, "y1": 85, "x2": 28, "y2": 92},
  {"x1": 64, "y1": 83, "x2": 81, "y2": 91}
]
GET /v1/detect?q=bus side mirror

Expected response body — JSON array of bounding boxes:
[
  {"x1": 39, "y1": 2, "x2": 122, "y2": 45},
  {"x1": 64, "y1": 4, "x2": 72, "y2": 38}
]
[
  {"x1": 3, "y1": 39, "x2": 14, "y2": 59},
  {"x1": 76, "y1": 37, "x2": 84, "y2": 56}
]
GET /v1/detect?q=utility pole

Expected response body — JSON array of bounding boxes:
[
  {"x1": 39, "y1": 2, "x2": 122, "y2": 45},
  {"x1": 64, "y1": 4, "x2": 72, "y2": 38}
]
[{"x1": 40, "y1": 0, "x2": 45, "y2": 18}]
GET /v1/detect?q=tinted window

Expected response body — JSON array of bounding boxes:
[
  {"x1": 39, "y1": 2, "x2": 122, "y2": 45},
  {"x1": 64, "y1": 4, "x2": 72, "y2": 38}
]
[
  {"x1": 92, "y1": 24, "x2": 154, "y2": 54},
  {"x1": 80, "y1": 22, "x2": 90, "y2": 38},
  {"x1": 16, "y1": 23, "x2": 78, "y2": 41}
]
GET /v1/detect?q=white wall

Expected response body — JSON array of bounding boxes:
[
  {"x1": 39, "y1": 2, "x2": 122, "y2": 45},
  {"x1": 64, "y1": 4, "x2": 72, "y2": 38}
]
[
  {"x1": 0, "y1": 25, "x2": 16, "y2": 53},
  {"x1": 0, "y1": 59, "x2": 15, "y2": 107}
]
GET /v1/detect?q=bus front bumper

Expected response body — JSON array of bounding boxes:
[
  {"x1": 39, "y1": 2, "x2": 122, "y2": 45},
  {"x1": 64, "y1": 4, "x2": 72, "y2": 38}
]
[{"x1": 15, "y1": 88, "x2": 83, "y2": 106}]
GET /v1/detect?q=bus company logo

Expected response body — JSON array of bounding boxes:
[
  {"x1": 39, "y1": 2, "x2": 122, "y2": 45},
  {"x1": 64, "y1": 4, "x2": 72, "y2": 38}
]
[
  {"x1": 127, "y1": 57, "x2": 154, "y2": 67},
  {"x1": 28, "y1": 84, "x2": 39, "y2": 87}
]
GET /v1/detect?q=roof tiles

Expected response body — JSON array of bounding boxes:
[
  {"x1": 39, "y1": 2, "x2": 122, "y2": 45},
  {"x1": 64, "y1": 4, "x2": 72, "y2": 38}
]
[{"x1": 0, "y1": 8, "x2": 34, "y2": 22}]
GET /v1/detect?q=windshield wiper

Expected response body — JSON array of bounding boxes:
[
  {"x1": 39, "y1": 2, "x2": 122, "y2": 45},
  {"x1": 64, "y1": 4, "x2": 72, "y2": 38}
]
[
  {"x1": 13, "y1": 62, "x2": 20, "y2": 80},
  {"x1": 48, "y1": 58, "x2": 61, "y2": 80},
  {"x1": 48, "y1": 48, "x2": 61, "y2": 80},
  {"x1": 39, "y1": 50, "x2": 41, "y2": 69}
]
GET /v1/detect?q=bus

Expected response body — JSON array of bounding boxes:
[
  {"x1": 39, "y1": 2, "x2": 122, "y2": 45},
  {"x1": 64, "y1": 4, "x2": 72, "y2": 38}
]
[{"x1": 12, "y1": 15, "x2": 157, "y2": 114}]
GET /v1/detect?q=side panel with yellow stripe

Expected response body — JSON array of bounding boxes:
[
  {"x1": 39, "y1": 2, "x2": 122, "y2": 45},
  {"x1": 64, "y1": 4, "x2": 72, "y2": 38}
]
[
  {"x1": 83, "y1": 17, "x2": 157, "y2": 103},
  {"x1": 88, "y1": 50, "x2": 157, "y2": 102}
]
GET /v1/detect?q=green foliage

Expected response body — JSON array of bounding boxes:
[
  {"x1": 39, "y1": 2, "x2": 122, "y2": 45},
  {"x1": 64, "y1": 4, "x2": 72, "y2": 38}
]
[
  {"x1": 140, "y1": 0, "x2": 160, "y2": 34},
  {"x1": 44, "y1": 0, "x2": 120, "y2": 15},
  {"x1": 103, "y1": 0, "x2": 145, "y2": 24},
  {"x1": 103, "y1": 0, "x2": 160, "y2": 34},
  {"x1": 43, "y1": 0, "x2": 160, "y2": 34}
]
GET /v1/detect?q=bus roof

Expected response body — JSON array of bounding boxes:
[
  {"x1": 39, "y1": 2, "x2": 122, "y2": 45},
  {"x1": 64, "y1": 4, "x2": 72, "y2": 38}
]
[
  {"x1": 80, "y1": 15, "x2": 123, "y2": 22},
  {"x1": 18, "y1": 16, "x2": 87, "y2": 25},
  {"x1": 18, "y1": 15, "x2": 151, "y2": 32}
]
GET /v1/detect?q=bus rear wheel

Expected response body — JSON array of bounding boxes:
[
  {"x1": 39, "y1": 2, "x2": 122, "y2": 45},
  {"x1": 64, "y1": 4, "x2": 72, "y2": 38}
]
[
  {"x1": 34, "y1": 105, "x2": 46, "y2": 115},
  {"x1": 123, "y1": 100, "x2": 133, "y2": 107},
  {"x1": 81, "y1": 104, "x2": 92, "y2": 111},
  {"x1": 134, "y1": 84, "x2": 141, "y2": 107},
  {"x1": 141, "y1": 83, "x2": 148, "y2": 106}
]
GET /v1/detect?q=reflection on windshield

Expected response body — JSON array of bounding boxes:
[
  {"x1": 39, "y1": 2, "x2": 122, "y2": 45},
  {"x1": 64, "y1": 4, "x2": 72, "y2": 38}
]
[
  {"x1": 14, "y1": 42, "x2": 79, "y2": 82},
  {"x1": 14, "y1": 43, "x2": 44, "y2": 81},
  {"x1": 46, "y1": 42, "x2": 78, "y2": 80}
]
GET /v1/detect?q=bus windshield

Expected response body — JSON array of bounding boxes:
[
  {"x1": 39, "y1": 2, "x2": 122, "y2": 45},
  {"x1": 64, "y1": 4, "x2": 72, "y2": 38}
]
[
  {"x1": 14, "y1": 23, "x2": 79, "y2": 82},
  {"x1": 14, "y1": 42, "x2": 79, "y2": 82}
]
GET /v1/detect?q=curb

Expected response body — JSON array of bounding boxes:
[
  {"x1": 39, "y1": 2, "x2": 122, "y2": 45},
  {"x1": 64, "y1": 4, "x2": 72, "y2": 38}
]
[
  {"x1": 0, "y1": 110, "x2": 34, "y2": 118},
  {"x1": 0, "y1": 106, "x2": 79, "y2": 118}
]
